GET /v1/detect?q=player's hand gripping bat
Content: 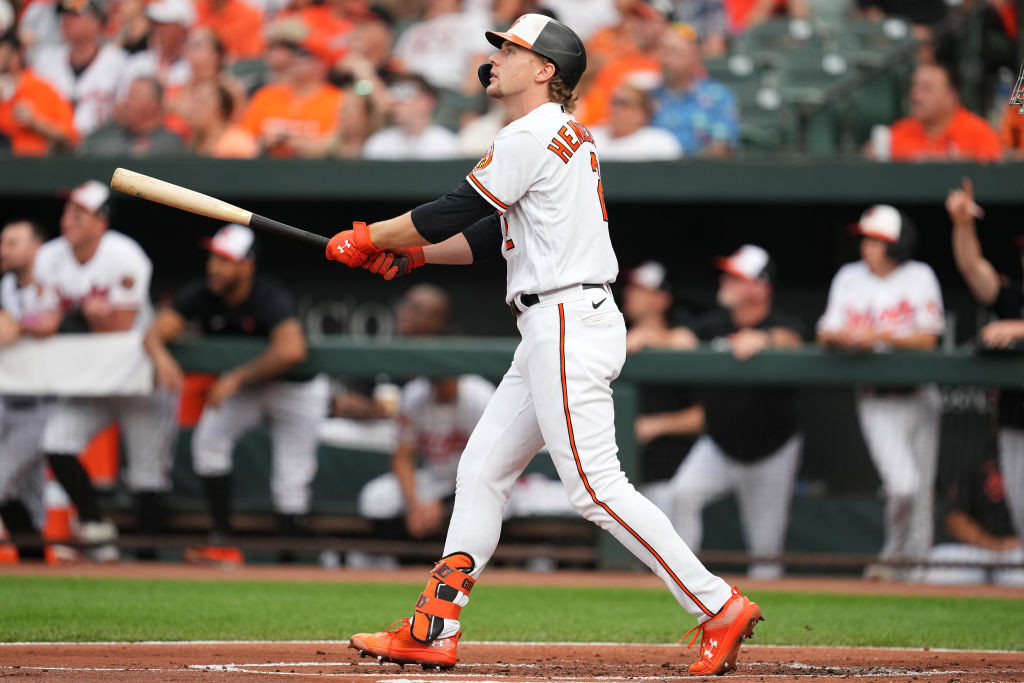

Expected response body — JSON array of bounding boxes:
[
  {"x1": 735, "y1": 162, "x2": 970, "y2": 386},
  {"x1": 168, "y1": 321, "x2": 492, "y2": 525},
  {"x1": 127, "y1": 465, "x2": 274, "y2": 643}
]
[{"x1": 109, "y1": 168, "x2": 329, "y2": 248}]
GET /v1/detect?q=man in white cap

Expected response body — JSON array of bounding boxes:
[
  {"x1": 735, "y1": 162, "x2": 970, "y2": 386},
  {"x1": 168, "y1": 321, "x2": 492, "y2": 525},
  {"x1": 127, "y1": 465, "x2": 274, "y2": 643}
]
[
  {"x1": 31, "y1": 179, "x2": 177, "y2": 561},
  {"x1": 31, "y1": 0, "x2": 129, "y2": 136},
  {"x1": 630, "y1": 246, "x2": 805, "y2": 580},
  {"x1": 120, "y1": 0, "x2": 194, "y2": 96},
  {"x1": 818, "y1": 206, "x2": 945, "y2": 580},
  {"x1": 143, "y1": 224, "x2": 328, "y2": 565}
]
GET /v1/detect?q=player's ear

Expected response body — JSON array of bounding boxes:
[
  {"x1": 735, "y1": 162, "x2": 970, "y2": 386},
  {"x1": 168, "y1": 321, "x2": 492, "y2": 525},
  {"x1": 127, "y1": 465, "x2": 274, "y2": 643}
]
[{"x1": 535, "y1": 59, "x2": 556, "y2": 85}]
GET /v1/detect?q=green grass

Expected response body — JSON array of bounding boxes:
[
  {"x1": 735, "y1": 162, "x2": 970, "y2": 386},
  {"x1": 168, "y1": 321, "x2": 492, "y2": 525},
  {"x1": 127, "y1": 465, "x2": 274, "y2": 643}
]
[{"x1": 1, "y1": 576, "x2": 1020, "y2": 650}]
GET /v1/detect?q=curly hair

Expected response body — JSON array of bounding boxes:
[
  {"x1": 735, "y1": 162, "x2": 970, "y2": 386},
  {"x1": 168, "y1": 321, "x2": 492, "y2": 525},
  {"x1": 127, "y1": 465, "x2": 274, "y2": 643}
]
[{"x1": 547, "y1": 70, "x2": 579, "y2": 112}]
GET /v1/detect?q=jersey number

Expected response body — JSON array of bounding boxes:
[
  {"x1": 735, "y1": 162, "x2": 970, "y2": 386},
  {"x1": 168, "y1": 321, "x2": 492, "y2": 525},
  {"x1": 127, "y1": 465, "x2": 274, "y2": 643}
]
[
  {"x1": 502, "y1": 216, "x2": 514, "y2": 250},
  {"x1": 591, "y1": 152, "x2": 608, "y2": 222}
]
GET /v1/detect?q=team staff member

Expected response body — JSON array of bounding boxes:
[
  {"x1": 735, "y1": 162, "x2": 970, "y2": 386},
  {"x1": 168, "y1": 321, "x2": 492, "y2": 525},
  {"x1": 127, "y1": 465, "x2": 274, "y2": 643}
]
[
  {"x1": 818, "y1": 205, "x2": 945, "y2": 580},
  {"x1": 0, "y1": 219, "x2": 52, "y2": 561},
  {"x1": 144, "y1": 224, "x2": 328, "y2": 564},
  {"x1": 32, "y1": 180, "x2": 177, "y2": 562},
  {"x1": 326, "y1": 14, "x2": 762, "y2": 675},
  {"x1": 633, "y1": 246, "x2": 804, "y2": 580},
  {"x1": 947, "y1": 177, "x2": 1024, "y2": 539}
]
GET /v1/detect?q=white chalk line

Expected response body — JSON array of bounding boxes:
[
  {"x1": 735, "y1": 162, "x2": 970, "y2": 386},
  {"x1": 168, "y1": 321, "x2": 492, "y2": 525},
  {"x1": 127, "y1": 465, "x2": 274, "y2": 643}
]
[{"x1": 0, "y1": 639, "x2": 1020, "y2": 655}]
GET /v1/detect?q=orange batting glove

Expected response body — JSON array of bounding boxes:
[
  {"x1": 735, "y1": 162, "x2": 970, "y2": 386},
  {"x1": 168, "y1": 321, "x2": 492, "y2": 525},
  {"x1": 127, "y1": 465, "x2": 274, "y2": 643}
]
[
  {"x1": 326, "y1": 221, "x2": 377, "y2": 267},
  {"x1": 363, "y1": 247, "x2": 426, "y2": 280}
]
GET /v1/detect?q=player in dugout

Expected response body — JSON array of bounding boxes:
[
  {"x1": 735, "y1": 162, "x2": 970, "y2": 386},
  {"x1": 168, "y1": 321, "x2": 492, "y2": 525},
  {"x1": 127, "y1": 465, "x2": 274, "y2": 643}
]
[
  {"x1": 144, "y1": 223, "x2": 329, "y2": 565},
  {"x1": 324, "y1": 13, "x2": 762, "y2": 676}
]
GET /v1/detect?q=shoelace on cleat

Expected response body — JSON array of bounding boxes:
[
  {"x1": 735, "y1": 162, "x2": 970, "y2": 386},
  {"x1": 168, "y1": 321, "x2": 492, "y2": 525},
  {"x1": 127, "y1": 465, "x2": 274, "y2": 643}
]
[
  {"x1": 386, "y1": 617, "x2": 412, "y2": 632},
  {"x1": 680, "y1": 624, "x2": 703, "y2": 649}
]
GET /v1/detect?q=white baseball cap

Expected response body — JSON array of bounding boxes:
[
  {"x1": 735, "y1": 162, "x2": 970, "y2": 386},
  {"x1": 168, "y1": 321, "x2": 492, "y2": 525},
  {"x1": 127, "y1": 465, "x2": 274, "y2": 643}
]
[
  {"x1": 626, "y1": 260, "x2": 670, "y2": 291},
  {"x1": 201, "y1": 223, "x2": 255, "y2": 262},
  {"x1": 146, "y1": 0, "x2": 195, "y2": 27},
  {"x1": 854, "y1": 204, "x2": 902, "y2": 243},
  {"x1": 65, "y1": 180, "x2": 110, "y2": 216},
  {"x1": 715, "y1": 244, "x2": 775, "y2": 283}
]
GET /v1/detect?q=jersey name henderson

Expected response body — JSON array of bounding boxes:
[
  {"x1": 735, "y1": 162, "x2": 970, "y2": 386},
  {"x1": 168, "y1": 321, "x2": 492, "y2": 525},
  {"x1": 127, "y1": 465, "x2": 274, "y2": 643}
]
[{"x1": 466, "y1": 102, "x2": 618, "y2": 302}]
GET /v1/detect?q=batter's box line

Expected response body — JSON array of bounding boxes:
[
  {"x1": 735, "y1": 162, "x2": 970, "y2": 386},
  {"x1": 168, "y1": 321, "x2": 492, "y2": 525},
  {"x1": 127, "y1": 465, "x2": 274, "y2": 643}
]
[{"x1": 0, "y1": 640, "x2": 1020, "y2": 655}]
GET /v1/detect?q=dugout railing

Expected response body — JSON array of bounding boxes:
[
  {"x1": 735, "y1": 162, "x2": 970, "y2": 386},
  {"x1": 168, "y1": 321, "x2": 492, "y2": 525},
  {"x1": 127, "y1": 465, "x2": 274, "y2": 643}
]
[{"x1": 143, "y1": 338, "x2": 1024, "y2": 574}]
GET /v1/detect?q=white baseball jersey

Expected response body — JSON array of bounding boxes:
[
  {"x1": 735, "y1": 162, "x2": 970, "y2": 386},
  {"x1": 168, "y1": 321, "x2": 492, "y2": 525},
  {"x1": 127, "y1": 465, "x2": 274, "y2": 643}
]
[
  {"x1": 118, "y1": 50, "x2": 192, "y2": 98},
  {"x1": 362, "y1": 125, "x2": 460, "y2": 160},
  {"x1": 33, "y1": 231, "x2": 153, "y2": 331},
  {"x1": 31, "y1": 42, "x2": 129, "y2": 135},
  {"x1": 393, "y1": 12, "x2": 492, "y2": 92},
  {"x1": 817, "y1": 260, "x2": 945, "y2": 342},
  {"x1": 590, "y1": 125, "x2": 683, "y2": 161},
  {"x1": 466, "y1": 102, "x2": 618, "y2": 303},
  {"x1": 397, "y1": 375, "x2": 495, "y2": 483},
  {"x1": 0, "y1": 271, "x2": 42, "y2": 322}
]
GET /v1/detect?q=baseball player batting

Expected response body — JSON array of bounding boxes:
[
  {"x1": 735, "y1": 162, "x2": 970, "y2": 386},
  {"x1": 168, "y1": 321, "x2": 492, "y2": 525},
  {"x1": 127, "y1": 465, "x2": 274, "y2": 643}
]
[{"x1": 326, "y1": 14, "x2": 762, "y2": 675}]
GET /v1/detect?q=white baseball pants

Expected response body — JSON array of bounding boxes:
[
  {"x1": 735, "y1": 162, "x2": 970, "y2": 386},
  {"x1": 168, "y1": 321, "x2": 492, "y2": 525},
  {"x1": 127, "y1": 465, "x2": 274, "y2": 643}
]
[
  {"x1": 441, "y1": 288, "x2": 733, "y2": 625},
  {"x1": 997, "y1": 428, "x2": 1024, "y2": 539},
  {"x1": 41, "y1": 391, "x2": 177, "y2": 492},
  {"x1": 856, "y1": 386, "x2": 941, "y2": 562},
  {"x1": 667, "y1": 433, "x2": 802, "y2": 580},
  {"x1": 0, "y1": 399, "x2": 53, "y2": 528},
  {"x1": 192, "y1": 375, "x2": 329, "y2": 515}
]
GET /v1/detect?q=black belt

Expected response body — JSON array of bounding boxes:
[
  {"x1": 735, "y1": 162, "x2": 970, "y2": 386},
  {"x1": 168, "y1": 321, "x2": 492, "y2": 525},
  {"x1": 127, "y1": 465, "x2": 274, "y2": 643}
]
[
  {"x1": 2, "y1": 396, "x2": 47, "y2": 410},
  {"x1": 509, "y1": 284, "x2": 607, "y2": 317}
]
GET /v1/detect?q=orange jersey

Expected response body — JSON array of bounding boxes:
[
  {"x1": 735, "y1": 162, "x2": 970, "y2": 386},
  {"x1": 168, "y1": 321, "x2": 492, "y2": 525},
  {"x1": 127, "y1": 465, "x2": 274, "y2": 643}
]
[
  {"x1": 576, "y1": 53, "x2": 660, "y2": 127},
  {"x1": 196, "y1": 0, "x2": 266, "y2": 60},
  {"x1": 0, "y1": 69, "x2": 79, "y2": 155},
  {"x1": 890, "y1": 106, "x2": 1003, "y2": 162},
  {"x1": 240, "y1": 82, "x2": 343, "y2": 158}
]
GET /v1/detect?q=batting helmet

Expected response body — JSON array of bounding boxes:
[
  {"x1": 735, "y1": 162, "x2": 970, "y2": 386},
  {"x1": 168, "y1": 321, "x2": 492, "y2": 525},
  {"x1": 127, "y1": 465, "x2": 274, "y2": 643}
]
[
  {"x1": 855, "y1": 204, "x2": 917, "y2": 264},
  {"x1": 478, "y1": 14, "x2": 587, "y2": 91}
]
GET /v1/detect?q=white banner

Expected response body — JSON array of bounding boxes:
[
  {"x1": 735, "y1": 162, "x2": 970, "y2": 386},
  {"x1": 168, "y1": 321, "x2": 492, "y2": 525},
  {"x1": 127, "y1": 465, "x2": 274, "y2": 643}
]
[{"x1": 0, "y1": 331, "x2": 153, "y2": 396}]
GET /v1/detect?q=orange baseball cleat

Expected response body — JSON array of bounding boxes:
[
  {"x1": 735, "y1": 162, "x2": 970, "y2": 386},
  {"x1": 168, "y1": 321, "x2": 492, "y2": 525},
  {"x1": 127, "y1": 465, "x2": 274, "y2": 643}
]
[
  {"x1": 682, "y1": 586, "x2": 763, "y2": 676},
  {"x1": 349, "y1": 617, "x2": 460, "y2": 670}
]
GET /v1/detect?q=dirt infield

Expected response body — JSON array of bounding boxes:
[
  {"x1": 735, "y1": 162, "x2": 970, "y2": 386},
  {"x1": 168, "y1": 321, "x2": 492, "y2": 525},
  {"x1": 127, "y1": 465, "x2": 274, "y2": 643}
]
[
  {"x1": 1, "y1": 641, "x2": 1022, "y2": 682},
  {"x1": 2, "y1": 564, "x2": 1023, "y2": 681}
]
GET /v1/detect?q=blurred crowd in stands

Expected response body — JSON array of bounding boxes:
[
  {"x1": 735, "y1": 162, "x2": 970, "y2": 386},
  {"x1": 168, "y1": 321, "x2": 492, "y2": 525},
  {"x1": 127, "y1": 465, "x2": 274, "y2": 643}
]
[{"x1": 0, "y1": 0, "x2": 1020, "y2": 160}]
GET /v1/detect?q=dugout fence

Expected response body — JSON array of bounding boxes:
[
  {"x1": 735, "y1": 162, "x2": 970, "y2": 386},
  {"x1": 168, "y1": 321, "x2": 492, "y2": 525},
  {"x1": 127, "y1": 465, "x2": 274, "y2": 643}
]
[{"x1": 119, "y1": 338, "x2": 1024, "y2": 579}]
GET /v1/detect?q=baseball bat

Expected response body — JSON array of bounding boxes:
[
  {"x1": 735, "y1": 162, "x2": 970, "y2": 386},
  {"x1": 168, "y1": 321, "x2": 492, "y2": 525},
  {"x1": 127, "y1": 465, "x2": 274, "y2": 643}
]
[{"x1": 109, "y1": 168, "x2": 329, "y2": 248}]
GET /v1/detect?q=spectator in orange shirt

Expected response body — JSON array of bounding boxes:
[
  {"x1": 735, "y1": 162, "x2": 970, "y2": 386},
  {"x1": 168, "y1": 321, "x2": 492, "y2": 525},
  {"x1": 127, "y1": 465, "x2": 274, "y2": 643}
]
[
  {"x1": 240, "y1": 26, "x2": 344, "y2": 157},
  {"x1": 195, "y1": 0, "x2": 265, "y2": 61},
  {"x1": 998, "y1": 102, "x2": 1024, "y2": 161},
  {"x1": 577, "y1": 0, "x2": 669, "y2": 127},
  {"x1": 867, "y1": 62, "x2": 1002, "y2": 163},
  {"x1": 0, "y1": 29, "x2": 78, "y2": 154},
  {"x1": 185, "y1": 79, "x2": 258, "y2": 157}
]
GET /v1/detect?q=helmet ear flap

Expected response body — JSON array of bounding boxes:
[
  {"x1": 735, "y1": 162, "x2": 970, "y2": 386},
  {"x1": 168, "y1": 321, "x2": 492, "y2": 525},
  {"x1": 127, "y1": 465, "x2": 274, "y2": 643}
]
[
  {"x1": 478, "y1": 63, "x2": 493, "y2": 89},
  {"x1": 885, "y1": 212, "x2": 918, "y2": 263}
]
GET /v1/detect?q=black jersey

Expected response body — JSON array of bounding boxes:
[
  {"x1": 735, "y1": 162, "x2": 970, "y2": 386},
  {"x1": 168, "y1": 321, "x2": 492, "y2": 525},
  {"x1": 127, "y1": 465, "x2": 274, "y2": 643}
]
[{"x1": 688, "y1": 308, "x2": 806, "y2": 462}]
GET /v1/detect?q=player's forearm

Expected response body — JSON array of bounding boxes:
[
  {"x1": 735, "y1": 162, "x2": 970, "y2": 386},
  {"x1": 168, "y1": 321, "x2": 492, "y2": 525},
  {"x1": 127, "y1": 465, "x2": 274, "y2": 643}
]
[
  {"x1": 768, "y1": 328, "x2": 802, "y2": 349},
  {"x1": 951, "y1": 221, "x2": 999, "y2": 306},
  {"x1": 423, "y1": 233, "x2": 474, "y2": 265},
  {"x1": 87, "y1": 308, "x2": 137, "y2": 333},
  {"x1": 230, "y1": 347, "x2": 302, "y2": 387},
  {"x1": 392, "y1": 446, "x2": 420, "y2": 506},
  {"x1": 230, "y1": 322, "x2": 307, "y2": 386},
  {"x1": 645, "y1": 406, "x2": 706, "y2": 438},
  {"x1": 879, "y1": 331, "x2": 938, "y2": 351},
  {"x1": 369, "y1": 213, "x2": 431, "y2": 249},
  {"x1": 946, "y1": 510, "x2": 1007, "y2": 550},
  {"x1": 21, "y1": 311, "x2": 62, "y2": 338}
]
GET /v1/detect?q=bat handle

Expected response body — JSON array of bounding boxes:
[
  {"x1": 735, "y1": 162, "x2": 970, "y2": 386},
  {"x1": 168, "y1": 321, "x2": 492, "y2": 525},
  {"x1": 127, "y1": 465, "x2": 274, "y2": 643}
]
[{"x1": 249, "y1": 214, "x2": 329, "y2": 248}]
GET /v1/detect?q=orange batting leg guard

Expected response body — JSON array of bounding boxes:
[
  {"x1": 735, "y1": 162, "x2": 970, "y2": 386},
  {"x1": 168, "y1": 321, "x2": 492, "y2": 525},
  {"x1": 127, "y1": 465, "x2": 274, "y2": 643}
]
[
  {"x1": 348, "y1": 552, "x2": 475, "y2": 670},
  {"x1": 682, "y1": 586, "x2": 763, "y2": 676}
]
